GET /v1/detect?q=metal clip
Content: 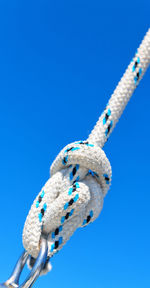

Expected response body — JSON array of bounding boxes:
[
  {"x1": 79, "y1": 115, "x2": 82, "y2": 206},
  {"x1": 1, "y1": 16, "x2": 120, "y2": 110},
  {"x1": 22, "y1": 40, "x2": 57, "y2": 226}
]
[{"x1": 0, "y1": 237, "x2": 48, "y2": 288}]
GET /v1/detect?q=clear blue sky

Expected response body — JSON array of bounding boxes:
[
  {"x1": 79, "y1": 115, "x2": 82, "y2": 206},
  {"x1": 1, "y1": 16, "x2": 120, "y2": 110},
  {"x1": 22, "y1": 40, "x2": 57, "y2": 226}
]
[{"x1": 0, "y1": 1, "x2": 149, "y2": 287}]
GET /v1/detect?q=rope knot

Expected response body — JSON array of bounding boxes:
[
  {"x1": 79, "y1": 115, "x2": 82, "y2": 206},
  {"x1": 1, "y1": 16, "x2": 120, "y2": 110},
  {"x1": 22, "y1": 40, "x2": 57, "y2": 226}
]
[
  {"x1": 23, "y1": 140, "x2": 112, "y2": 267},
  {"x1": 51, "y1": 140, "x2": 112, "y2": 195}
]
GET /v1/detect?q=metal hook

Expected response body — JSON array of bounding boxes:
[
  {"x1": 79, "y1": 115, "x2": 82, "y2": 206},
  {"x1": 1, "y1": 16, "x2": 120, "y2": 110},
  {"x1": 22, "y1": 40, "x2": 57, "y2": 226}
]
[{"x1": 0, "y1": 237, "x2": 48, "y2": 288}]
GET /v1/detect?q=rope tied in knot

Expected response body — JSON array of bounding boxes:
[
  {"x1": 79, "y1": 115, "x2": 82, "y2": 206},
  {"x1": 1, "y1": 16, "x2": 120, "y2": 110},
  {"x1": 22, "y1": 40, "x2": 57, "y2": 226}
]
[
  {"x1": 23, "y1": 140, "x2": 112, "y2": 270},
  {"x1": 22, "y1": 29, "x2": 150, "y2": 275}
]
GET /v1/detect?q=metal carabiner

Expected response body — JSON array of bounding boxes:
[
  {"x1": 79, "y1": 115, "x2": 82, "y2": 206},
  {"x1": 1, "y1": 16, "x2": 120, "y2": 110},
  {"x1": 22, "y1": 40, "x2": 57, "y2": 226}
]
[{"x1": 0, "y1": 237, "x2": 48, "y2": 288}]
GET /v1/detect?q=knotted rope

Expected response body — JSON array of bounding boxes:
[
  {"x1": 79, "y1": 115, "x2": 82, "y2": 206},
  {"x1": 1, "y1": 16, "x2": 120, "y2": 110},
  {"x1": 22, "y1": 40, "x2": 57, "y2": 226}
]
[{"x1": 23, "y1": 29, "x2": 150, "y2": 274}]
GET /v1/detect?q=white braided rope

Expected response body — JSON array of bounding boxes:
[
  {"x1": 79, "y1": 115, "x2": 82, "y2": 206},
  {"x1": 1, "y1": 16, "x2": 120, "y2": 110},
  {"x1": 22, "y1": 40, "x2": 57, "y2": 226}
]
[
  {"x1": 89, "y1": 29, "x2": 150, "y2": 147},
  {"x1": 22, "y1": 29, "x2": 150, "y2": 274}
]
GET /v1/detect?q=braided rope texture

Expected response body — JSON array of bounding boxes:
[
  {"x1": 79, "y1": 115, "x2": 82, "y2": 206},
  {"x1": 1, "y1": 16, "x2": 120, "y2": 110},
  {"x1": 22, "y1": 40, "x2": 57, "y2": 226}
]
[
  {"x1": 22, "y1": 29, "x2": 150, "y2": 273},
  {"x1": 88, "y1": 29, "x2": 150, "y2": 147},
  {"x1": 23, "y1": 142, "x2": 111, "y2": 260}
]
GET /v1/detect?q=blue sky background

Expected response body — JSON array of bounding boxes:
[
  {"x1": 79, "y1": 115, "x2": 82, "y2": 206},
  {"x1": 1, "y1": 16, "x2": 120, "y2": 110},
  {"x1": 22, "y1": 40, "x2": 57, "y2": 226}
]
[{"x1": 0, "y1": 1, "x2": 150, "y2": 287}]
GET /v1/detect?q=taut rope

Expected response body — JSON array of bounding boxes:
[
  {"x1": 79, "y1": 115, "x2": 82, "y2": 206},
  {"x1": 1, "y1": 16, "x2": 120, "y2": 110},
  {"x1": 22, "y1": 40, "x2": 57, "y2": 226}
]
[{"x1": 23, "y1": 29, "x2": 150, "y2": 274}]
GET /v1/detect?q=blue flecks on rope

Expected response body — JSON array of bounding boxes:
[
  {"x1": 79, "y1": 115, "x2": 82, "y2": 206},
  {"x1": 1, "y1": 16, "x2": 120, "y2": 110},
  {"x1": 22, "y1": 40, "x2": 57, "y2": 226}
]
[
  {"x1": 38, "y1": 213, "x2": 42, "y2": 223},
  {"x1": 62, "y1": 147, "x2": 80, "y2": 166},
  {"x1": 74, "y1": 194, "x2": 79, "y2": 202},
  {"x1": 64, "y1": 194, "x2": 79, "y2": 210},
  {"x1": 68, "y1": 182, "x2": 80, "y2": 195},
  {"x1": 102, "y1": 107, "x2": 113, "y2": 137},
  {"x1": 70, "y1": 164, "x2": 80, "y2": 180},
  {"x1": 50, "y1": 237, "x2": 63, "y2": 252},
  {"x1": 87, "y1": 169, "x2": 99, "y2": 178},
  {"x1": 72, "y1": 175, "x2": 80, "y2": 184},
  {"x1": 62, "y1": 155, "x2": 69, "y2": 165},
  {"x1": 132, "y1": 54, "x2": 142, "y2": 85},
  {"x1": 105, "y1": 120, "x2": 113, "y2": 136},
  {"x1": 75, "y1": 141, "x2": 94, "y2": 147},
  {"x1": 51, "y1": 225, "x2": 63, "y2": 239},
  {"x1": 132, "y1": 56, "x2": 140, "y2": 72},
  {"x1": 134, "y1": 67, "x2": 142, "y2": 84},
  {"x1": 86, "y1": 143, "x2": 94, "y2": 147},
  {"x1": 65, "y1": 147, "x2": 80, "y2": 153},
  {"x1": 51, "y1": 182, "x2": 80, "y2": 242},
  {"x1": 38, "y1": 203, "x2": 47, "y2": 222},
  {"x1": 36, "y1": 190, "x2": 45, "y2": 208},
  {"x1": 64, "y1": 202, "x2": 69, "y2": 210},
  {"x1": 61, "y1": 209, "x2": 74, "y2": 224},
  {"x1": 82, "y1": 210, "x2": 94, "y2": 226},
  {"x1": 103, "y1": 108, "x2": 111, "y2": 125},
  {"x1": 103, "y1": 173, "x2": 110, "y2": 184}
]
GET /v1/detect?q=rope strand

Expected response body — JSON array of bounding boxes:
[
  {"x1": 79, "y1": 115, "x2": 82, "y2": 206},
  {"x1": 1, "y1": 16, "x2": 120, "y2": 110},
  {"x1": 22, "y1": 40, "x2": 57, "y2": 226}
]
[{"x1": 88, "y1": 29, "x2": 150, "y2": 147}]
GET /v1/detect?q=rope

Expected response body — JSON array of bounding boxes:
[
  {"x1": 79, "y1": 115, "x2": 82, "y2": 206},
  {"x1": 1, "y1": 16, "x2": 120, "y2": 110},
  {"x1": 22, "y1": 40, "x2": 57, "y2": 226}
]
[
  {"x1": 89, "y1": 29, "x2": 150, "y2": 147},
  {"x1": 22, "y1": 29, "x2": 150, "y2": 274}
]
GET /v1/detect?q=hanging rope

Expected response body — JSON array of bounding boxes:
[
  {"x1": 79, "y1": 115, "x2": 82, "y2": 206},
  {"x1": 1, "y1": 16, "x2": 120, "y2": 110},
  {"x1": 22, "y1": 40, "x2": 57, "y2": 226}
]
[{"x1": 23, "y1": 29, "x2": 150, "y2": 274}]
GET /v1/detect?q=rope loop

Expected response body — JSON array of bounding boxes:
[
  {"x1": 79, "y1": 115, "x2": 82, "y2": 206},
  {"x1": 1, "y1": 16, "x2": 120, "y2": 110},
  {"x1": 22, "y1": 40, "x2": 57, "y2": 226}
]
[
  {"x1": 51, "y1": 140, "x2": 112, "y2": 195},
  {"x1": 23, "y1": 140, "x2": 112, "y2": 265}
]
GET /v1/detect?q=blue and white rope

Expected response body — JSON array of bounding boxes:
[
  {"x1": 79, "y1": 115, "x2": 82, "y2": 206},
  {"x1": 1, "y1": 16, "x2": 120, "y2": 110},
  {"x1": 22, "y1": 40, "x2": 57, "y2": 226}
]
[
  {"x1": 88, "y1": 29, "x2": 150, "y2": 147},
  {"x1": 23, "y1": 29, "x2": 150, "y2": 275}
]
